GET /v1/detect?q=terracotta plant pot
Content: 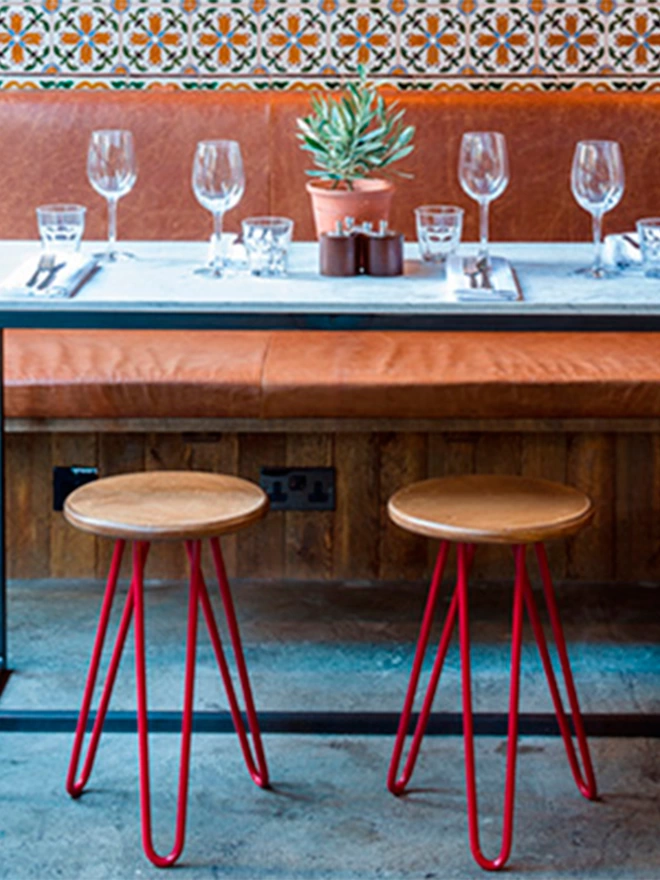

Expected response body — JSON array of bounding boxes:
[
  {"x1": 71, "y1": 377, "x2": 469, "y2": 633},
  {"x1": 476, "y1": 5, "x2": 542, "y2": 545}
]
[{"x1": 306, "y1": 178, "x2": 395, "y2": 238}]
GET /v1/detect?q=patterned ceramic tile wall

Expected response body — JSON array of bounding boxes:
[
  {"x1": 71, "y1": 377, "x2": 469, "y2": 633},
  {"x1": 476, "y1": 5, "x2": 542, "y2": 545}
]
[{"x1": 0, "y1": 1, "x2": 658, "y2": 90}]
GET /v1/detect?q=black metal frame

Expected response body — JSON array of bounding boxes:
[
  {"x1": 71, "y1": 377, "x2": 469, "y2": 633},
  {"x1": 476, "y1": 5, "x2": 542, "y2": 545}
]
[
  {"x1": 0, "y1": 303, "x2": 658, "y2": 738},
  {"x1": 1, "y1": 710, "x2": 658, "y2": 737}
]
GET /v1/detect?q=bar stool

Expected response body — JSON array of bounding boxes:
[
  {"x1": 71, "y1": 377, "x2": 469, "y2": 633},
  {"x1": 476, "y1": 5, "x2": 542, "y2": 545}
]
[
  {"x1": 64, "y1": 471, "x2": 270, "y2": 868},
  {"x1": 387, "y1": 475, "x2": 598, "y2": 871}
]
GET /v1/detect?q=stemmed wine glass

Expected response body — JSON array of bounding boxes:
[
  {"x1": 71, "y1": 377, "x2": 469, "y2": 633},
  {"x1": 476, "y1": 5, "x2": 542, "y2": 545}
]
[
  {"x1": 87, "y1": 130, "x2": 137, "y2": 262},
  {"x1": 458, "y1": 132, "x2": 509, "y2": 265},
  {"x1": 571, "y1": 140, "x2": 624, "y2": 279},
  {"x1": 192, "y1": 140, "x2": 244, "y2": 278}
]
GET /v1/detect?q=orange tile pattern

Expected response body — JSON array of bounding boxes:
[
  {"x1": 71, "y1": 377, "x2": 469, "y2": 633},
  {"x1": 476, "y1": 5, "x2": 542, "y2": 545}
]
[{"x1": 0, "y1": 1, "x2": 657, "y2": 91}]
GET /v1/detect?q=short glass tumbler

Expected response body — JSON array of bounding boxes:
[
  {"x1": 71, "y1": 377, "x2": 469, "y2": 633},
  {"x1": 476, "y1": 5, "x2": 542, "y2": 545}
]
[
  {"x1": 36, "y1": 204, "x2": 86, "y2": 252},
  {"x1": 415, "y1": 205, "x2": 464, "y2": 263},
  {"x1": 242, "y1": 216, "x2": 294, "y2": 277},
  {"x1": 637, "y1": 218, "x2": 660, "y2": 278}
]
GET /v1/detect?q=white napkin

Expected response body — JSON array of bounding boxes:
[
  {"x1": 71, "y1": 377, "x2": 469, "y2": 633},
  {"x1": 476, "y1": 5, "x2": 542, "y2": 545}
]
[
  {"x1": 603, "y1": 232, "x2": 641, "y2": 269},
  {"x1": 0, "y1": 251, "x2": 99, "y2": 298},
  {"x1": 446, "y1": 255, "x2": 522, "y2": 302}
]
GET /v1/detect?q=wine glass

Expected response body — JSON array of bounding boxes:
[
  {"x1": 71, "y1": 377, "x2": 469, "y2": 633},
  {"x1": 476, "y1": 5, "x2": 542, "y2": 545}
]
[
  {"x1": 571, "y1": 140, "x2": 624, "y2": 279},
  {"x1": 192, "y1": 140, "x2": 244, "y2": 278},
  {"x1": 87, "y1": 130, "x2": 137, "y2": 262},
  {"x1": 458, "y1": 132, "x2": 509, "y2": 265}
]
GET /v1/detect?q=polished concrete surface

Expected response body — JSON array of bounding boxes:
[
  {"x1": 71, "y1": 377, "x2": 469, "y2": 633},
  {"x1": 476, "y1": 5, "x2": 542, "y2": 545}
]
[{"x1": 1, "y1": 575, "x2": 659, "y2": 878}]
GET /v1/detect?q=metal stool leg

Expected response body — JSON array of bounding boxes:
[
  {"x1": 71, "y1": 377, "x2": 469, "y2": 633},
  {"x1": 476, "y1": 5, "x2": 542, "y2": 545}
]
[
  {"x1": 460, "y1": 543, "x2": 525, "y2": 872},
  {"x1": 524, "y1": 543, "x2": 597, "y2": 800},
  {"x1": 388, "y1": 541, "x2": 454, "y2": 794},
  {"x1": 134, "y1": 540, "x2": 200, "y2": 868},
  {"x1": 201, "y1": 537, "x2": 269, "y2": 788},
  {"x1": 67, "y1": 540, "x2": 131, "y2": 798}
]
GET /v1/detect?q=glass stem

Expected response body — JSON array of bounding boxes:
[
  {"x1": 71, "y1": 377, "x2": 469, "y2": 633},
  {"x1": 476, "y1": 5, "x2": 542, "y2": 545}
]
[
  {"x1": 592, "y1": 212, "x2": 603, "y2": 274},
  {"x1": 211, "y1": 212, "x2": 224, "y2": 275},
  {"x1": 107, "y1": 197, "x2": 117, "y2": 257},
  {"x1": 478, "y1": 200, "x2": 489, "y2": 262}
]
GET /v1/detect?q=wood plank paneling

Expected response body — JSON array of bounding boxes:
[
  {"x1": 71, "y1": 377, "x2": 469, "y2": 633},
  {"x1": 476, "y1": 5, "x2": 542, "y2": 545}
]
[
  {"x1": 50, "y1": 433, "x2": 97, "y2": 578},
  {"x1": 521, "y1": 434, "x2": 568, "y2": 580},
  {"x1": 284, "y1": 433, "x2": 334, "y2": 580},
  {"x1": 187, "y1": 433, "x2": 240, "y2": 579},
  {"x1": 334, "y1": 433, "x2": 380, "y2": 581},
  {"x1": 5, "y1": 424, "x2": 660, "y2": 585},
  {"x1": 6, "y1": 433, "x2": 51, "y2": 579},
  {"x1": 566, "y1": 433, "x2": 616, "y2": 582},
  {"x1": 236, "y1": 433, "x2": 286, "y2": 579},
  {"x1": 378, "y1": 433, "x2": 428, "y2": 581}
]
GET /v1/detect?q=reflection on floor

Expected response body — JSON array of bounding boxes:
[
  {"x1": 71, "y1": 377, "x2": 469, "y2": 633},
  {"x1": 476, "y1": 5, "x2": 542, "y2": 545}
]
[{"x1": 1, "y1": 577, "x2": 659, "y2": 879}]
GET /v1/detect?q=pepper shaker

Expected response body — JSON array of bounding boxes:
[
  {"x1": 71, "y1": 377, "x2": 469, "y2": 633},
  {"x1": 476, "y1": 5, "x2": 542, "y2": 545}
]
[
  {"x1": 364, "y1": 221, "x2": 404, "y2": 276},
  {"x1": 319, "y1": 220, "x2": 358, "y2": 276}
]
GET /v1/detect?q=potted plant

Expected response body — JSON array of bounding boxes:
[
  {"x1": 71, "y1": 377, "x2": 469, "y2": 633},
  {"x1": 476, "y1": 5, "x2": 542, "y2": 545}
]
[{"x1": 297, "y1": 67, "x2": 415, "y2": 237}]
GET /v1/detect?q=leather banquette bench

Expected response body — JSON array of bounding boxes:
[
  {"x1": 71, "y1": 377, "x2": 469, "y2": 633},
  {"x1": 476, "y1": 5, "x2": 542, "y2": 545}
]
[{"x1": 4, "y1": 88, "x2": 660, "y2": 422}]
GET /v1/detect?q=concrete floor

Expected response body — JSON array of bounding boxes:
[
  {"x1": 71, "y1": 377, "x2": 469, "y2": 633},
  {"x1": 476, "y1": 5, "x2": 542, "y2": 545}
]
[{"x1": 1, "y1": 576, "x2": 659, "y2": 878}]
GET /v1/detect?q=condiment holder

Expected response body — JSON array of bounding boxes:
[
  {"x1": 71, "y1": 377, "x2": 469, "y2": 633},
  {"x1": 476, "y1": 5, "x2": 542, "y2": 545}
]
[{"x1": 319, "y1": 218, "x2": 404, "y2": 277}]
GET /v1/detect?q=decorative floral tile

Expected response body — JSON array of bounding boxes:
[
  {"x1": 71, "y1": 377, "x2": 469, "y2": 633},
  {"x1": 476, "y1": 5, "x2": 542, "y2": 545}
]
[
  {"x1": 0, "y1": 4, "x2": 50, "y2": 72},
  {"x1": 54, "y1": 5, "x2": 120, "y2": 72},
  {"x1": 330, "y1": 5, "x2": 396, "y2": 72},
  {"x1": 191, "y1": 6, "x2": 257, "y2": 73},
  {"x1": 123, "y1": 4, "x2": 189, "y2": 73},
  {"x1": 0, "y1": 1, "x2": 655, "y2": 87},
  {"x1": 609, "y1": 5, "x2": 660, "y2": 73},
  {"x1": 401, "y1": 6, "x2": 466, "y2": 73},
  {"x1": 468, "y1": 5, "x2": 535, "y2": 73},
  {"x1": 262, "y1": 6, "x2": 327, "y2": 73},
  {"x1": 539, "y1": 5, "x2": 606, "y2": 73}
]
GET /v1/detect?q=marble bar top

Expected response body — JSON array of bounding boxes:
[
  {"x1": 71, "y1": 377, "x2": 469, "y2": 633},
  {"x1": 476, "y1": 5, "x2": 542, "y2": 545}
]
[{"x1": 0, "y1": 240, "x2": 658, "y2": 331}]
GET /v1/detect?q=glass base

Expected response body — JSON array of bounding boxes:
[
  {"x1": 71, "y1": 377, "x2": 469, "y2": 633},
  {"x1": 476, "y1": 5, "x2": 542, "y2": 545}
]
[
  {"x1": 93, "y1": 249, "x2": 136, "y2": 263},
  {"x1": 194, "y1": 264, "x2": 224, "y2": 279},
  {"x1": 573, "y1": 264, "x2": 619, "y2": 280}
]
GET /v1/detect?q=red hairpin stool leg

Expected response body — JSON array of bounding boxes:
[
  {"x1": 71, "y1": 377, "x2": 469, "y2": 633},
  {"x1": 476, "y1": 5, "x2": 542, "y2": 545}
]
[
  {"x1": 64, "y1": 471, "x2": 270, "y2": 868},
  {"x1": 387, "y1": 475, "x2": 598, "y2": 871}
]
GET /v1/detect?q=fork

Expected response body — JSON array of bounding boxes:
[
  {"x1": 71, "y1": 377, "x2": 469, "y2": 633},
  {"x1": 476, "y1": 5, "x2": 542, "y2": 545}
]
[{"x1": 26, "y1": 253, "x2": 56, "y2": 288}]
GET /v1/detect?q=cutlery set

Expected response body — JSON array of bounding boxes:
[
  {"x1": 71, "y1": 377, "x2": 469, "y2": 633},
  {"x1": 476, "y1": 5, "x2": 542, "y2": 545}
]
[{"x1": 25, "y1": 254, "x2": 67, "y2": 292}]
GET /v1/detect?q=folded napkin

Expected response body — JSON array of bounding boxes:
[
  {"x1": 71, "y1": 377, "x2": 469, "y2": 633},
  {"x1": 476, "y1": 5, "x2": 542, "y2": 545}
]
[
  {"x1": 0, "y1": 251, "x2": 99, "y2": 299},
  {"x1": 603, "y1": 232, "x2": 641, "y2": 269},
  {"x1": 446, "y1": 255, "x2": 522, "y2": 302}
]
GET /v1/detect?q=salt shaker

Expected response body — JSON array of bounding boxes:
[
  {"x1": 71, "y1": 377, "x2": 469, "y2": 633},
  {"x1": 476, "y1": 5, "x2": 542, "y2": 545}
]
[
  {"x1": 364, "y1": 221, "x2": 404, "y2": 276},
  {"x1": 319, "y1": 220, "x2": 358, "y2": 276}
]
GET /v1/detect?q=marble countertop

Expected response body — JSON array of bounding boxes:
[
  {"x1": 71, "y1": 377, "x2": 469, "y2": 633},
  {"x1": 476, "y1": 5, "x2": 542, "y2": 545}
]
[{"x1": 0, "y1": 241, "x2": 658, "y2": 330}]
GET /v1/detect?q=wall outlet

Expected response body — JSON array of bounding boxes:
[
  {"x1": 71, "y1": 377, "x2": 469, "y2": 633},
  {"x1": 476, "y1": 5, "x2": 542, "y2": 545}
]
[
  {"x1": 53, "y1": 466, "x2": 98, "y2": 512},
  {"x1": 259, "y1": 467, "x2": 335, "y2": 511}
]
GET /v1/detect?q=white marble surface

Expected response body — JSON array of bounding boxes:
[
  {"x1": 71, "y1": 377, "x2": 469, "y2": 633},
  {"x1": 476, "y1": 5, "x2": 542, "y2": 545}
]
[{"x1": 0, "y1": 240, "x2": 659, "y2": 316}]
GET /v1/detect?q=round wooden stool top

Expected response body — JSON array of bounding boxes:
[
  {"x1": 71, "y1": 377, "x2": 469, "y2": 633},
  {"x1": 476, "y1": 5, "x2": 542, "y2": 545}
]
[
  {"x1": 388, "y1": 475, "x2": 593, "y2": 545},
  {"x1": 64, "y1": 471, "x2": 268, "y2": 541}
]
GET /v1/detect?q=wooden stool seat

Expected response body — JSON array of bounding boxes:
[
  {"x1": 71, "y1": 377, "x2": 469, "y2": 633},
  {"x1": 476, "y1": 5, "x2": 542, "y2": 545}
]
[
  {"x1": 388, "y1": 474, "x2": 593, "y2": 545},
  {"x1": 64, "y1": 470, "x2": 268, "y2": 541}
]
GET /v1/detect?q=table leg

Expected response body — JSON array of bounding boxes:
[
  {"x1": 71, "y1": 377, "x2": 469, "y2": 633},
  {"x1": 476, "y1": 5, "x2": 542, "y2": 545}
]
[{"x1": 0, "y1": 327, "x2": 9, "y2": 698}]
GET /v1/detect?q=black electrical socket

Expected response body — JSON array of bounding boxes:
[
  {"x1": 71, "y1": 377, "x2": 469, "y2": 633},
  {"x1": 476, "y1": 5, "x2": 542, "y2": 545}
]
[
  {"x1": 260, "y1": 467, "x2": 335, "y2": 511},
  {"x1": 53, "y1": 466, "x2": 98, "y2": 512}
]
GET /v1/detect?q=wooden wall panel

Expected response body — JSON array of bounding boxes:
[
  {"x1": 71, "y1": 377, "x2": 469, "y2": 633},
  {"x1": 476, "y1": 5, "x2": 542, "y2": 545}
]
[
  {"x1": 333, "y1": 433, "x2": 380, "y2": 581},
  {"x1": 378, "y1": 433, "x2": 428, "y2": 581},
  {"x1": 50, "y1": 433, "x2": 97, "y2": 578},
  {"x1": 236, "y1": 433, "x2": 286, "y2": 579},
  {"x1": 5, "y1": 422, "x2": 660, "y2": 585},
  {"x1": 566, "y1": 433, "x2": 616, "y2": 582},
  {"x1": 284, "y1": 433, "x2": 334, "y2": 580}
]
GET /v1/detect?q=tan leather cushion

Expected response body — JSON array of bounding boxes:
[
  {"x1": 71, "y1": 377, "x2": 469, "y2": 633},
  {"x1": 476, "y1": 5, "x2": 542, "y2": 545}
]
[
  {"x1": 5, "y1": 330, "x2": 270, "y2": 418},
  {"x1": 7, "y1": 329, "x2": 660, "y2": 421},
  {"x1": 261, "y1": 331, "x2": 660, "y2": 420}
]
